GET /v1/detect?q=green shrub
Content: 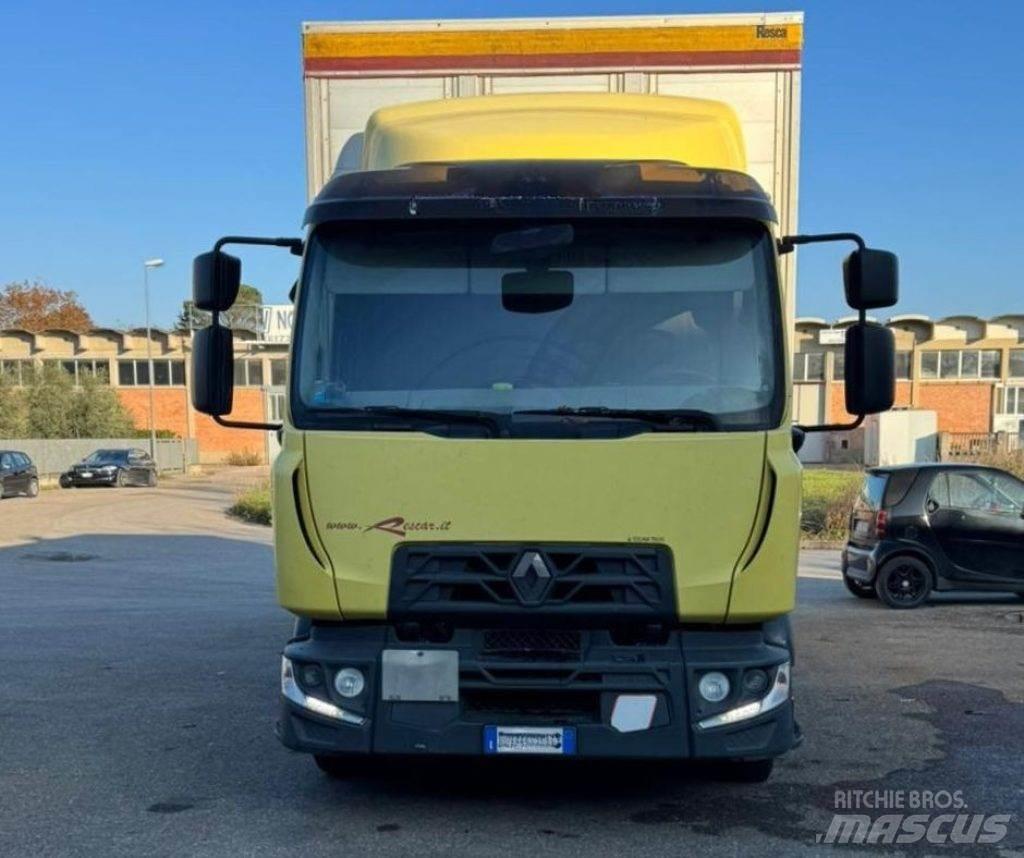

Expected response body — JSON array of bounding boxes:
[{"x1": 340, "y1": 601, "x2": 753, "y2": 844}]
[
  {"x1": 801, "y1": 468, "x2": 863, "y2": 540},
  {"x1": 228, "y1": 483, "x2": 271, "y2": 525}
]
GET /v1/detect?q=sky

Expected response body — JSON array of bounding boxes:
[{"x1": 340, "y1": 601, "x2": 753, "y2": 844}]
[{"x1": 1, "y1": 0, "x2": 1021, "y2": 329}]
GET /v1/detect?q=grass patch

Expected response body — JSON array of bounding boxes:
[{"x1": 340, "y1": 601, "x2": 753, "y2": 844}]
[
  {"x1": 801, "y1": 468, "x2": 863, "y2": 541},
  {"x1": 228, "y1": 482, "x2": 271, "y2": 526},
  {"x1": 225, "y1": 449, "x2": 263, "y2": 467}
]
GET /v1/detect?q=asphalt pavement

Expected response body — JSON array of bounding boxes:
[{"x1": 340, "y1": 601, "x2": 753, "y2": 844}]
[{"x1": 1, "y1": 472, "x2": 1022, "y2": 857}]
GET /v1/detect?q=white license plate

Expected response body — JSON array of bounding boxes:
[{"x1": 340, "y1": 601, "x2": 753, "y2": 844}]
[
  {"x1": 80, "y1": 472, "x2": 93, "y2": 478},
  {"x1": 484, "y1": 726, "x2": 576, "y2": 755}
]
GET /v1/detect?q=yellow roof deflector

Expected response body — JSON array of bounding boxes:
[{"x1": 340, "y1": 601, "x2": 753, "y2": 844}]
[{"x1": 362, "y1": 93, "x2": 747, "y2": 174}]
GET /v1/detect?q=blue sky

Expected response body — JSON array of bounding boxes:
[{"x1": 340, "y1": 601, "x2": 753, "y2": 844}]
[{"x1": 1, "y1": 0, "x2": 1020, "y2": 328}]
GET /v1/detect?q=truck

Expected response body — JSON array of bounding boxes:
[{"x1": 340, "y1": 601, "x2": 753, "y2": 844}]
[{"x1": 190, "y1": 13, "x2": 898, "y2": 782}]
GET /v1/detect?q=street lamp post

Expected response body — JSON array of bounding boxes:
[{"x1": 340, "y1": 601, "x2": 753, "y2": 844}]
[{"x1": 143, "y1": 258, "x2": 164, "y2": 459}]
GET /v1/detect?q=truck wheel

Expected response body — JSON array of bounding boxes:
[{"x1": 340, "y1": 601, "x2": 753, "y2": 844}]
[
  {"x1": 715, "y1": 758, "x2": 775, "y2": 783},
  {"x1": 314, "y1": 754, "x2": 372, "y2": 779},
  {"x1": 875, "y1": 556, "x2": 932, "y2": 609},
  {"x1": 842, "y1": 573, "x2": 876, "y2": 599}
]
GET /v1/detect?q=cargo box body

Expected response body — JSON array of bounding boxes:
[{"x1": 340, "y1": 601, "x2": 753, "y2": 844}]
[{"x1": 301, "y1": 13, "x2": 802, "y2": 324}]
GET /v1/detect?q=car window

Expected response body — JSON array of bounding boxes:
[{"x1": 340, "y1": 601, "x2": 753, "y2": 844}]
[
  {"x1": 883, "y1": 470, "x2": 918, "y2": 507},
  {"x1": 927, "y1": 473, "x2": 950, "y2": 508},
  {"x1": 946, "y1": 472, "x2": 992, "y2": 511},
  {"x1": 990, "y1": 473, "x2": 1024, "y2": 515},
  {"x1": 17, "y1": 453, "x2": 30, "y2": 467},
  {"x1": 855, "y1": 473, "x2": 888, "y2": 511},
  {"x1": 0, "y1": 453, "x2": 13, "y2": 469}
]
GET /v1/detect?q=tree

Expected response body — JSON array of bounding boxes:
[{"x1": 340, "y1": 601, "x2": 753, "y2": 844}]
[
  {"x1": 23, "y1": 364, "x2": 76, "y2": 438},
  {"x1": 175, "y1": 284, "x2": 263, "y2": 334},
  {"x1": 0, "y1": 372, "x2": 28, "y2": 438},
  {"x1": 21, "y1": 364, "x2": 136, "y2": 438},
  {"x1": 70, "y1": 373, "x2": 135, "y2": 437},
  {"x1": 0, "y1": 281, "x2": 94, "y2": 331}
]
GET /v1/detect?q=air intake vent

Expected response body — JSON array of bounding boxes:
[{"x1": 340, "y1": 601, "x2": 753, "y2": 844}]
[{"x1": 389, "y1": 544, "x2": 675, "y2": 624}]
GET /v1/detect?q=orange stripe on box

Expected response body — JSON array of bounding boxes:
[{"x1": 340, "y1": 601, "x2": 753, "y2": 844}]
[{"x1": 304, "y1": 49, "x2": 801, "y2": 74}]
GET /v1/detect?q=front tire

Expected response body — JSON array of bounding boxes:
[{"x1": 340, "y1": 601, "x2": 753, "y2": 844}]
[
  {"x1": 26, "y1": 478, "x2": 39, "y2": 498},
  {"x1": 59, "y1": 473, "x2": 73, "y2": 489},
  {"x1": 875, "y1": 556, "x2": 932, "y2": 609},
  {"x1": 313, "y1": 754, "x2": 373, "y2": 780},
  {"x1": 147, "y1": 470, "x2": 157, "y2": 488},
  {"x1": 714, "y1": 758, "x2": 775, "y2": 783},
  {"x1": 843, "y1": 573, "x2": 876, "y2": 599},
  {"x1": 115, "y1": 469, "x2": 127, "y2": 488}
]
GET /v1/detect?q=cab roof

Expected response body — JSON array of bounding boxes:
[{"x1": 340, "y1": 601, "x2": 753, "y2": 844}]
[{"x1": 304, "y1": 160, "x2": 776, "y2": 226}]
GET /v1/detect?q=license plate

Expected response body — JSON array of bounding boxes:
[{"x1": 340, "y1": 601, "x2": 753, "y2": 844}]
[
  {"x1": 484, "y1": 726, "x2": 576, "y2": 755},
  {"x1": 80, "y1": 472, "x2": 93, "y2": 478}
]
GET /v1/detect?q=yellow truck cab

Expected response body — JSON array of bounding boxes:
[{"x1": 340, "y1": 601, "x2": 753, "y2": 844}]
[{"x1": 190, "y1": 92, "x2": 898, "y2": 781}]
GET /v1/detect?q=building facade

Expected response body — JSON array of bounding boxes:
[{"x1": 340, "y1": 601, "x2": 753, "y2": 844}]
[
  {"x1": 794, "y1": 314, "x2": 1024, "y2": 439},
  {"x1": 4, "y1": 311, "x2": 1022, "y2": 464},
  {"x1": 0, "y1": 326, "x2": 288, "y2": 462}
]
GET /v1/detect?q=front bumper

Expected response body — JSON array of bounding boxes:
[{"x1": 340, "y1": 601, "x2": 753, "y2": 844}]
[
  {"x1": 277, "y1": 620, "x2": 799, "y2": 761},
  {"x1": 65, "y1": 471, "x2": 118, "y2": 486}
]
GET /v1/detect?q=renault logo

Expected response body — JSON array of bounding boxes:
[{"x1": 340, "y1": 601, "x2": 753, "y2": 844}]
[{"x1": 510, "y1": 551, "x2": 552, "y2": 603}]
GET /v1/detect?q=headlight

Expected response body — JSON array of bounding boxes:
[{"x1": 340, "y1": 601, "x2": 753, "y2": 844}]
[
  {"x1": 698, "y1": 662, "x2": 791, "y2": 730},
  {"x1": 334, "y1": 667, "x2": 365, "y2": 699},
  {"x1": 281, "y1": 658, "x2": 365, "y2": 725},
  {"x1": 698, "y1": 671, "x2": 731, "y2": 703}
]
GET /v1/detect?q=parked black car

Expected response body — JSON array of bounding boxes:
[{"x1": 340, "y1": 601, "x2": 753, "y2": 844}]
[
  {"x1": 0, "y1": 450, "x2": 39, "y2": 498},
  {"x1": 60, "y1": 448, "x2": 158, "y2": 488},
  {"x1": 843, "y1": 463, "x2": 1024, "y2": 608}
]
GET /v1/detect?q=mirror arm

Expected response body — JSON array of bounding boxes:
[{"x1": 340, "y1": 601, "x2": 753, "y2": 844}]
[
  {"x1": 213, "y1": 235, "x2": 304, "y2": 255},
  {"x1": 778, "y1": 232, "x2": 865, "y2": 255},
  {"x1": 214, "y1": 415, "x2": 283, "y2": 431}
]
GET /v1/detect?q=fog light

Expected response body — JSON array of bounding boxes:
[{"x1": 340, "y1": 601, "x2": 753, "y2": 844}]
[
  {"x1": 334, "y1": 667, "x2": 365, "y2": 699},
  {"x1": 698, "y1": 671, "x2": 730, "y2": 703},
  {"x1": 743, "y1": 669, "x2": 769, "y2": 696},
  {"x1": 300, "y1": 664, "x2": 323, "y2": 688}
]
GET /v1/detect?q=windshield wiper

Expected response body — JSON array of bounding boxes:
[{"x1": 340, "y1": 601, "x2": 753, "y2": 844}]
[
  {"x1": 334, "y1": 406, "x2": 503, "y2": 437},
  {"x1": 512, "y1": 407, "x2": 720, "y2": 432}
]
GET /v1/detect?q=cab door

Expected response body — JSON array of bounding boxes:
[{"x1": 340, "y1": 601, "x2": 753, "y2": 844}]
[
  {"x1": 927, "y1": 469, "x2": 1024, "y2": 584},
  {"x1": 0, "y1": 452, "x2": 16, "y2": 494}
]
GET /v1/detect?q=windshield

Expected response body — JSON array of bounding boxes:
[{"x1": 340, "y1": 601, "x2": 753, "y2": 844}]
[
  {"x1": 83, "y1": 450, "x2": 127, "y2": 464},
  {"x1": 293, "y1": 218, "x2": 782, "y2": 432}
]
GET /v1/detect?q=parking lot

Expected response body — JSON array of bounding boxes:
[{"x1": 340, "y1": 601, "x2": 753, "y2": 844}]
[{"x1": 1, "y1": 472, "x2": 1022, "y2": 857}]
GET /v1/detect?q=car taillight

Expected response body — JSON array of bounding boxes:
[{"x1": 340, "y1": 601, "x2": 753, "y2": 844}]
[{"x1": 875, "y1": 510, "x2": 888, "y2": 538}]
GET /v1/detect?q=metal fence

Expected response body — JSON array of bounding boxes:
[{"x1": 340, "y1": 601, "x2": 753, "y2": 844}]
[
  {"x1": 938, "y1": 431, "x2": 1021, "y2": 460},
  {"x1": 0, "y1": 438, "x2": 199, "y2": 477}
]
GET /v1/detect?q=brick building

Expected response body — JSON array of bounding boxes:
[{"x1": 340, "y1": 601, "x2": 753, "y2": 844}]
[
  {"x1": 0, "y1": 326, "x2": 287, "y2": 463},
  {"x1": 4, "y1": 312, "x2": 1022, "y2": 464},
  {"x1": 794, "y1": 314, "x2": 1024, "y2": 437}
]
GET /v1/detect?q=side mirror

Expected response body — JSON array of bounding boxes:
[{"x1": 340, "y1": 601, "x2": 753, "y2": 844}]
[
  {"x1": 844, "y1": 322, "x2": 895, "y2": 415},
  {"x1": 193, "y1": 250, "x2": 241, "y2": 312},
  {"x1": 192, "y1": 325, "x2": 234, "y2": 416},
  {"x1": 843, "y1": 248, "x2": 898, "y2": 310}
]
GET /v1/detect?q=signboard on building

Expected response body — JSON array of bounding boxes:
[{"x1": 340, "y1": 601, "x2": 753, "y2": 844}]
[
  {"x1": 818, "y1": 328, "x2": 846, "y2": 345},
  {"x1": 258, "y1": 305, "x2": 295, "y2": 345}
]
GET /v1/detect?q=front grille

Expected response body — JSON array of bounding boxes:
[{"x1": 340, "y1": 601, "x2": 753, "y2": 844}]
[
  {"x1": 389, "y1": 544, "x2": 675, "y2": 624},
  {"x1": 482, "y1": 629, "x2": 582, "y2": 661}
]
